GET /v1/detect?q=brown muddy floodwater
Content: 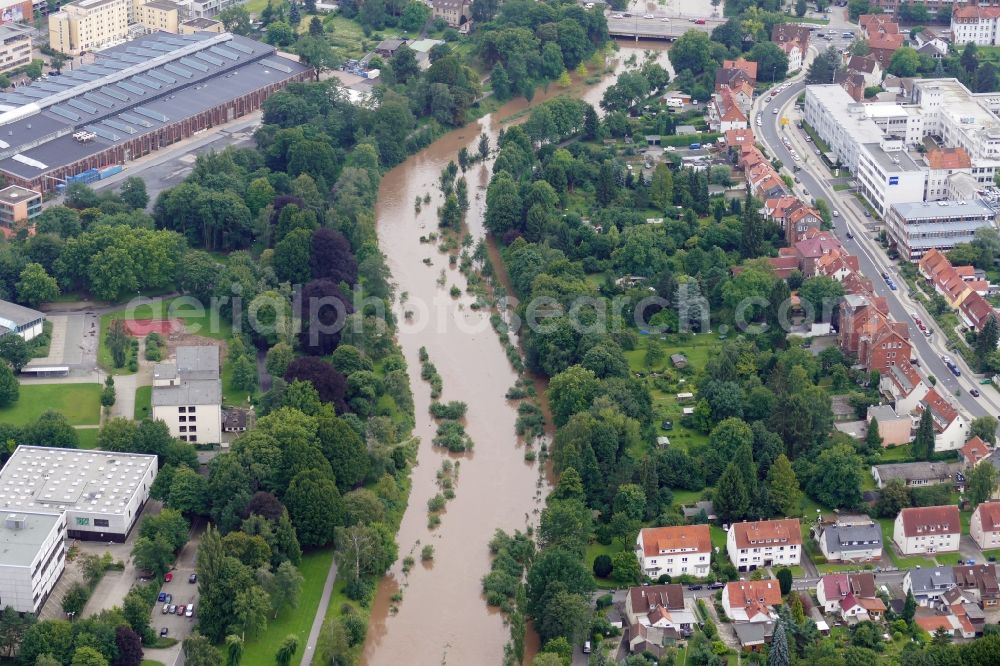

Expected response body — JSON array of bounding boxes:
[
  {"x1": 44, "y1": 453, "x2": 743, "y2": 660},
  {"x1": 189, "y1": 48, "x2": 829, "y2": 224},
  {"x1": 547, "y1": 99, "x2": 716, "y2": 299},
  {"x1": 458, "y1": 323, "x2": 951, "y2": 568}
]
[{"x1": 361, "y1": 41, "x2": 671, "y2": 666}]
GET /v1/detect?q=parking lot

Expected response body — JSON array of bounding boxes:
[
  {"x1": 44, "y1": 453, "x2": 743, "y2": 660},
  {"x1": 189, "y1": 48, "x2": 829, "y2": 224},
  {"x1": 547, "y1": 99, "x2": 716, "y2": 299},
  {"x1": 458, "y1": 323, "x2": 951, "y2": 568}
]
[{"x1": 150, "y1": 526, "x2": 202, "y2": 643}]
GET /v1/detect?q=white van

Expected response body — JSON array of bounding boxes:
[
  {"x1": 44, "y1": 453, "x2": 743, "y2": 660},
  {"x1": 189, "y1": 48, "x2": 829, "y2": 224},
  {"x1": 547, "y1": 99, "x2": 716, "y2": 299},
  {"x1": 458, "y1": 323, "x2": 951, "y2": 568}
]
[
  {"x1": 583, "y1": 641, "x2": 592, "y2": 654},
  {"x1": 665, "y1": 98, "x2": 684, "y2": 108}
]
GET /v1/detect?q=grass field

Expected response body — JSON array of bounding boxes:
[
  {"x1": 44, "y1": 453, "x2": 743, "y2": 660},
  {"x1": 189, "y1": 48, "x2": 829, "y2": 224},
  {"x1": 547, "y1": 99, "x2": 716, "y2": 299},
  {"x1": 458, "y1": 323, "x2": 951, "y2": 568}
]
[
  {"x1": 77, "y1": 428, "x2": 99, "y2": 449},
  {"x1": 135, "y1": 385, "x2": 152, "y2": 420},
  {"x1": 0, "y1": 384, "x2": 101, "y2": 425},
  {"x1": 585, "y1": 539, "x2": 626, "y2": 588},
  {"x1": 239, "y1": 548, "x2": 335, "y2": 666},
  {"x1": 221, "y1": 359, "x2": 255, "y2": 408}
]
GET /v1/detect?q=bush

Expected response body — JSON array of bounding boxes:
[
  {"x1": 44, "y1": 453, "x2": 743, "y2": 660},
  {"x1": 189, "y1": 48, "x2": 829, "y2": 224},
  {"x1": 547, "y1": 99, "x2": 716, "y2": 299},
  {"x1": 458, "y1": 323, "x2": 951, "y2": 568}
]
[
  {"x1": 128, "y1": 358, "x2": 138, "y2": 372},
  {"x1": 596, "y1": 593, "x2": 613, "y2": 610},
  {"x1": 429, "y1": 401, "x2": 468, "y2": 419},
  {"x1": 593, "y1": 554, "x2": 613, "y2": 578},
  {"x1": 432, "y1": 420, "x2": 473, "y2": 451},
  {"x1": 421, "y1": 545, "x2": 434, "y2": 561}
]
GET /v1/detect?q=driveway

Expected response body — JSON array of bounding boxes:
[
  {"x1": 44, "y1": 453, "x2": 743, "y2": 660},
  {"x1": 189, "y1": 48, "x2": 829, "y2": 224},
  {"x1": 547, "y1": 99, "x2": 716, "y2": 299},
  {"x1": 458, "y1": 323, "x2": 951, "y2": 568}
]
[{"x1": 149, "y1": 521, "x2": 204, "y2": 646}]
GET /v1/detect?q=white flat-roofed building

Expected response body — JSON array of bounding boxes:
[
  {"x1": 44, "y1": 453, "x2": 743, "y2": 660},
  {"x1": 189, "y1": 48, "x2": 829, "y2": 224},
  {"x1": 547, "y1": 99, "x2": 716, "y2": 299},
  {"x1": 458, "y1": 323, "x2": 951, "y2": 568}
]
[
  {"x1": 887, "y1": 200, "x2": 998, "y2": 260},
  {"x1": 856, "y1": 141, "x2": 928, "y2": 217},
  {"x1": 803, "y1": 85, "x2": 883, "y2": 170},
  {"x1": 0, "y1": 299, "x2": 44, "y2": 341},
  {"x1": 0, "y1": 511, "x2": 66, "y2": 613},
  {"x1": 0, "y1": 446, "x2": 157, "y2": 542}
]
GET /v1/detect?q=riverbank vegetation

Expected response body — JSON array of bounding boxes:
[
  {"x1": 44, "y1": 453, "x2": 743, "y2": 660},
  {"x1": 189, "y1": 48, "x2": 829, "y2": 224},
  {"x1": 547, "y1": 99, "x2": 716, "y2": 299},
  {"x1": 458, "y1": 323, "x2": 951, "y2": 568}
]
[{"x1": 480, "y1": 66, "x2": 976, "y2": 660}]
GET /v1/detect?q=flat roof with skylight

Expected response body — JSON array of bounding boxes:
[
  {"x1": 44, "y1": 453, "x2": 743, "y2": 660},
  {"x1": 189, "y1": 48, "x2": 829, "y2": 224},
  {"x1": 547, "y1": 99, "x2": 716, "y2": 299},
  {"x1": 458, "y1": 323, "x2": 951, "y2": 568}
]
[
  {"x1": 0, "y1": 511, "x2": 63, "y2": 568},
  {"x1": 0, "y1": 446, "x2": 157, "y2": 518}
]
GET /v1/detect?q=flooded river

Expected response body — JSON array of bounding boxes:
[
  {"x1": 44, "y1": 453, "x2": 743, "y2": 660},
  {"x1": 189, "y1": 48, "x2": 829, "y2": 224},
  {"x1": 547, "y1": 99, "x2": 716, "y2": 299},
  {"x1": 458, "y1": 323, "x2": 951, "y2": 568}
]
[{"x1": 361, "y1": 41, "x2": 670, "y2": 666}]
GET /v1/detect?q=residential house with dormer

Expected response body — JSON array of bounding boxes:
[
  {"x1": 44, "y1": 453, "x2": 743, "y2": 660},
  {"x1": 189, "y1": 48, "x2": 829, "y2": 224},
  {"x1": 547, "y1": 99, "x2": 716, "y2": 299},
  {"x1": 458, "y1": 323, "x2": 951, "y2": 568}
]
[
  {"x1": 635, "y1": 525, "x2": 712, "y2": 579},
  {"x1": 894, "y1": 506, "x2": 961, "y2": 556},
  {"x1": 727, "y1": 519, "x2": 801, "y2": 572},
  {"x1": 721, "y1": 579, "x2": 783, "y2": 622}
]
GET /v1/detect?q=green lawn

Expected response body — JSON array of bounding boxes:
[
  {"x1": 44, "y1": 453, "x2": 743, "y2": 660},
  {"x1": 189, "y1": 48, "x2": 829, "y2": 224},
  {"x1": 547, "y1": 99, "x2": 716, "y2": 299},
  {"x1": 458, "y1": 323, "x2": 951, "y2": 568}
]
[
  {"x1": 77, "y1": 428, "x2": 99, "y2": 449},
  {"x1": 935, "y1": 552, "x2": 964, "y2": 567},
  {"x1": 134, "y1": 385, "x2": 152, "y2": 420},
  {"x1": 878, "y1": 444, "x2": 914, "y2": 462},
  {"x1": 586, "y1": 539, "x2": 626, "y2": 588},
  {"x1": 238, "y1": 548, "x2": 335, "y2": 666},
  {"x1": 221, "y1": 359, "x2": 255, "y2": 408},
  {"x1": 0, "y1": 384, "x2": 101, "y2": 425},
  {"x1": 140, "y1": 661, "x2": 165, "y2": 666},
  {"x1": 710, "y1": 526, "x2": 728, "y2": 552},
  {"x1": 97, "y1": 312, "x2": 136, "y2": 375}
]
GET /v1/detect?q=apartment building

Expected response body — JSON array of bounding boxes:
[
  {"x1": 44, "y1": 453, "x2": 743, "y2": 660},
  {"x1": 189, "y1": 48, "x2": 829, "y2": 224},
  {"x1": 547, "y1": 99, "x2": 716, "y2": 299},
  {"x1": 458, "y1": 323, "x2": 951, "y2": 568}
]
[
  {"x1": 727, "y1": 519, "x2": 801, "y2": 572},
  {"x1": 894, "y1": 505, "x2": 961, "y2": 556},
  {"x1": 952, "y1": 6, "x2": 1000, "y2": 46},
  {"x1": 971, "y1": 502, "x2": 1000, "y2": 550},
  {"x1": 133, "y1": 0, "x2": 179, "y2": 33},
  {"x1": 635, "y1": 525, "x2": 711, "y2": 578},
  {"x1": 0, "y1": 24, "x2": 30, "y2": 74},
  {"x1": 0, "y1": 0, "x2": 33, "y2": 23},
  {"x1": 49, "y1": 0, "x2": 129, "y2": 56},
  {"x1": 886, "y1": 200, "x2": 998, "y2": 261}
]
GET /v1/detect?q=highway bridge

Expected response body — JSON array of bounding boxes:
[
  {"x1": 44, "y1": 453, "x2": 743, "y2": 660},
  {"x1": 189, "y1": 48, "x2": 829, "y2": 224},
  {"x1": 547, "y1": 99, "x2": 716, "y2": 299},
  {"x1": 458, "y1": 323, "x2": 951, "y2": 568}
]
[{"x1": 606, "y1": 15, "x2": 725, "y2": 40}]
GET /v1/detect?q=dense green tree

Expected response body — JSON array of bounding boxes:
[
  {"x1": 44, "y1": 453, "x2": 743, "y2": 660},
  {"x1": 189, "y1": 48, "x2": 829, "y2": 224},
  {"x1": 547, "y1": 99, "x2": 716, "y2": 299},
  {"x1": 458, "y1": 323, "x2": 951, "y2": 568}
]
[
  {"x1": 888, "y1": 47, "x2": 921, "y2": 76},
  {"x1": 183, "y1": 633, "x2": 223, "y2": 666},
  {"x1": 806, "y1": 444, "x2": 864, "y2": 509},
  {"x1": 970, "y1": 415, "x2": 998, "y2": 445},
  {"x1": 715, "y1": 462, "x2": 749, "y2": 521},
  {"x1": 0, "y1": 362, "x2": 18, "y2": 408},
  {"x1": 766, "y1": 454, "x2": 802, "y2": 516},
  {"x1": 976, "y1": 315, "x2": 999, "y2": 371},
  {"x1": 16, "y1": 263, "x2": 59, "y2": 306},
  {"x1": 284, "y1": 469, "x2": 342, "y2": 547},
  {"x1": 0, "y1": 335, "x2": 29, "y2": 371},
  {"x1": 913, "y1": 408, "x2": 935, "y2": 461},
  {"x1": 969, "y1": 461, "x2": 998, "y2": 506}
]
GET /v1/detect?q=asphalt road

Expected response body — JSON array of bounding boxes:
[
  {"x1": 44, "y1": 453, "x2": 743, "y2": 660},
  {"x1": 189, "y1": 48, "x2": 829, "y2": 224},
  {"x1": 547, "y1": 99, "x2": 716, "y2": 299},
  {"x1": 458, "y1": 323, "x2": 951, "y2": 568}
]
[{"x1": 755, "y1": 80, "x2": 1000, "y2": 426}]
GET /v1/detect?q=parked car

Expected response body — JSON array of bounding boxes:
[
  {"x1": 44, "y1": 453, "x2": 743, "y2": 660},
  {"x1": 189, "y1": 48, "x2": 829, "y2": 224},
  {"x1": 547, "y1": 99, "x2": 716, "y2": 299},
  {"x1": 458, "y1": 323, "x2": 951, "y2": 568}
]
[
  {"x1": 708, "y1": 582, "x2": 726, "y2": 589},
  {"x1": 168, "y1": 605, "x2": 176, "y2": 614},
  {"x1": 688, "y1": 584, "x2": 704, "y2": 590},
  {"x1": 161, "y1": 604, "x2": 169, "y2": 614},
  {"x1": 164, "y1": 594, "x2": 172, "y2": 604},
  {"x1": 833, "y1": 210, "x2": 839, "y2": 217},
  {"x1": 160, "y1": 628, "x2": 168, "y2": 637},
  {"x1": 185, "y1": 605, "x2": 194, "y2": 618},
  {"x1": 158, "y1": 592, "x2": 167, "y2": 602},
  {"x1": 846, "y1": 231, "x2": 853, "y2": 239},
  {"x1": 176, "y1": 605, "x2": 185, "y2": 616},
  {"x1": 970, "y1": 389, "x2": 981, "y2": 397},
  {"x1": 164, "y1": 572, "x2": 173, "y2": 583},
  {"x1": 189, "y1": 573, "x2": 197, "y2": 584},
  {"x1": 951, "y1": 365, "x2": 961, "y2": 377},
  {"x1": 662, "y1": 420, "x2": 673, "y2": 431},
  {"x1": 864, "y1": 210, "x2": 871, "y2": 217}
]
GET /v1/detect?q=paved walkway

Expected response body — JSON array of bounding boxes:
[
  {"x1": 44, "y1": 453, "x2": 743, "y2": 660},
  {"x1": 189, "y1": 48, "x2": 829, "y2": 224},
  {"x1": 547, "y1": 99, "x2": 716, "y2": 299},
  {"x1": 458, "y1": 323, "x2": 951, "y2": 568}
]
[
  {"x1": 111, "y1": 373, "x2": 138, "y2": 421},
  {"x1": 299, "y1": 560, "x2": 339, "y2": 666}
]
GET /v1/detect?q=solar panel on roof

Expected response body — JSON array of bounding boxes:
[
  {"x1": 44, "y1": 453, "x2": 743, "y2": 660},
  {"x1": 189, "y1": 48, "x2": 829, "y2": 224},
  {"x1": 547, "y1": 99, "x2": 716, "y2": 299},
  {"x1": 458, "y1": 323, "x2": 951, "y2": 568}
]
[
  {"x1": 18, "y1": 89, "x2": 48, "y2": 98},
  {"x1": 210, "y1": 46, "x2": 239, "y2": 60},
  {"x1": 145, "y1": 41, "x2": 174, "y2": 52},
  {"x1": 227, "y1": 40, "x2": 254, "y2": 54},
  {"x1": 260, "y1": 59, "x2": 292, "y2": 74},
  {"x1": 132, "y1": 76, "x2": 161, "y2": 90},
  {"x1": 113, "y1": 54, "x2": 146, "y2": 64},
  {"x1": 179, "y1": 57, "x2": 208, "y2": 72},
  {"x1": 66, "y1": 98, "x2": 98, "y2": 114},
  {"x1": 119, "y1": 112, "x2": 152, "y2": 128},
  {"x1": 126, "y1": 47, "x2": 160, "y2": 57},
  {"x1": 102, "y1": 119, "x2": 136, "y2": 135},
  {"x1": 163, "y1": 63, "x2": 192, "y2": 78},
  {"x1": 194, "y1": 52, "x2": 223, "y2": 66},
  {"x1": 146, "y1": 70, "x2": 175, "y2": 83},
  {"x1": 101, "y1": 61, "x2": 130, "y2": 71},
  {"x1": 116, "y1": 81, "x2": 145, "y2": 95},
  {"x1": 101, "y1": 87, "x2": 129, "y2": 101},
  {"x1": 34, "y1": 83, "x2": 67, "y2": 93},
  {"x1": 85, "y1": 125, "x2": 120, "y2": 142},
  {"x1": 133, "y1": 106, "x2": 167, "y2": 122},
  {"x1": 84, "y1": 93, "x2": 115, "y2": 108},
  {"x1": 157, "y1": 35, "x2": 187, "y2": 46},
  {"x1": 50, "y1": 105, "x2": 80, "y2": 121}
]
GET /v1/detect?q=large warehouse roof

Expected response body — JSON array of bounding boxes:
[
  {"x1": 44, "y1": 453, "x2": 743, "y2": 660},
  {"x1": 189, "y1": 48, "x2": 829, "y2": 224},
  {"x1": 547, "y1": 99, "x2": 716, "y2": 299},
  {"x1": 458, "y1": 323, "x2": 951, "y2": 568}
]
[
  {"x1": 0, "y1": 446, "x2": 157, "y2": 517},
  {"x1": 0, "y1": 31, "x2": 309, "y2": 180}
]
